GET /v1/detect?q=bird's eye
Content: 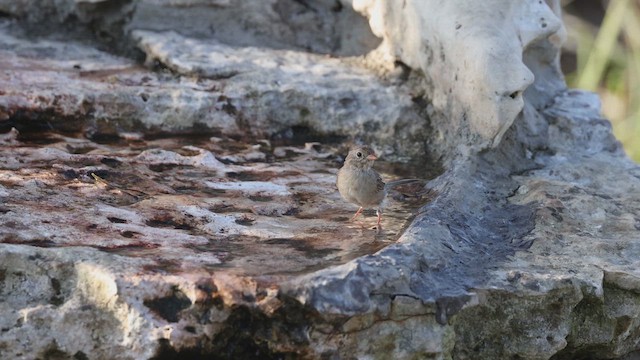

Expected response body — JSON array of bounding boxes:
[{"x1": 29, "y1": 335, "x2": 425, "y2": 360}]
[{"x1": 356, "y1": 152, "x2": 362, "y2": 157}]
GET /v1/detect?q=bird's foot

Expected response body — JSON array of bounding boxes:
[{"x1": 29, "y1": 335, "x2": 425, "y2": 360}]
[
  {"x1": 375, "y1": 209, "x2": 382, "y2": 234},
  {"x1": 350, "y1": 207, "x2": 364, "y2": 222}
]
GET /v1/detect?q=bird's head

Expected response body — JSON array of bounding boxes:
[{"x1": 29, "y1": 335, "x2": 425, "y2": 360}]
[{"x1": 344, "y1": 146, "x2": 378, "y2": 169}]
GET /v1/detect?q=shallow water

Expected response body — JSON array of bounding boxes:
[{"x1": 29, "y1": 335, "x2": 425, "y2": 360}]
[{"x1": 0, "y1": 130, "x2": 440, "y2": 276}]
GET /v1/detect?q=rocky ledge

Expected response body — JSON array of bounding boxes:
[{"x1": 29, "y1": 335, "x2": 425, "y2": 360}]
[{"x1": 1, "y1": 1, "x2": 640, "y2": 359}]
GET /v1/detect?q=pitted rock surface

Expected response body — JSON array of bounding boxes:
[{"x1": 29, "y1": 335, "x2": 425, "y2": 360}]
[{"x1": 1, "y1": 1, "x2": 640, "y2": 359}]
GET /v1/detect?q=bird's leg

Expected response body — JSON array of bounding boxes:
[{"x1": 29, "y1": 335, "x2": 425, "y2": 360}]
[
  {"x1": 351, "y1": 207, "x2": 364, "y2": 221},
  {"x1": 376, "y1": 208, "x2": 383, "y2": 233}
]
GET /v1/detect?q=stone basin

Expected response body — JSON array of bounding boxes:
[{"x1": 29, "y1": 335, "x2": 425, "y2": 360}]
[
  {"x1": 2, "y1": 0, "x2": 640, "y2": 359},
  {"x1": 0, "y1": 130, "x2": 439, "y2": 278}
]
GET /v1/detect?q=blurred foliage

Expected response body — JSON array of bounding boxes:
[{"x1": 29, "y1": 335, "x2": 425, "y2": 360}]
[{"x1": 562, "y1": 0, "x2": 640, "y2": 162}]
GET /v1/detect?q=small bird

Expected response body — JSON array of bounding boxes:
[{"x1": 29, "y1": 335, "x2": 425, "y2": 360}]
[{"x1": 336, "y1": 146, "x2": 420, "y2": 229}]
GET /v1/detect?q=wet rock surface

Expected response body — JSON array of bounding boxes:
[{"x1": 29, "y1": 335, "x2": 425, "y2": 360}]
[
  {"x1": 0, "y1": 130, "x2": 438, "y2": 359},
  {"x1": 1, "y1": 1, "x2": 640, "y2": 359},
  {"x1": 0, "y1": 133, "x2": 434, "y2": 277}
]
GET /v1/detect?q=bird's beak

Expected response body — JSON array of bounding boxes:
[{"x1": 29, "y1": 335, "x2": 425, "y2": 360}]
[{"x1": 367, "y1": 154, "x2": 378, "y2": 160}]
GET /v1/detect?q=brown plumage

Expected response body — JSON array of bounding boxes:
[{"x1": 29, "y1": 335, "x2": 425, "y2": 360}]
[{"x1": 336, "y1": 146, "x2": 386, "y2": 226}]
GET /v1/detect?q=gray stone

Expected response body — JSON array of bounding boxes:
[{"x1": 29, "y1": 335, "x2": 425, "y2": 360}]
[
  {"x1": 0, "y1": 17, "x2": 428, "y2": 159},
  {"x1": 0, "y1": 0, "x2": 639, "y2": 359}
]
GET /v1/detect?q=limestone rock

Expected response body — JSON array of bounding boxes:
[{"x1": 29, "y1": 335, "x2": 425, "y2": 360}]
[
  {"x1": 0, "y1": 0, "x2": 639, "y2": 359},
  {"x1": 0, "y1": 18, "x2": 428, "y2": 159},
  {"x1": 352, "y1": 0, "x2": 565, "y2": 150}
]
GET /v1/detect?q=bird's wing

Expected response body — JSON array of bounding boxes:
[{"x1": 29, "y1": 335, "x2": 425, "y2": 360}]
[{"x1": 376, "y1": 172, "x2": 386, "y2": 192}]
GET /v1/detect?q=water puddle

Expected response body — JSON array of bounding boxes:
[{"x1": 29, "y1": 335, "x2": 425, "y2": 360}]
[{"x1": 0, "y1": 129, "x2": 440, "y2": 276}]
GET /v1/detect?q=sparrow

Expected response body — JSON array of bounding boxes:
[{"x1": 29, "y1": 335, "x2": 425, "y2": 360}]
[
  {"x1": 336, "y1": 146, "x2": 421, "y2": 231},
  {"x1": 336, "y1": 146, "x2": 386, "y2": 226}
]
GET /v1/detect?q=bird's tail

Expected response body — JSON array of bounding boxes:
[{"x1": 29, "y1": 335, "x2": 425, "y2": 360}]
[{"x1": 384, "y1": 178, "x2": 424, "y2": 190}]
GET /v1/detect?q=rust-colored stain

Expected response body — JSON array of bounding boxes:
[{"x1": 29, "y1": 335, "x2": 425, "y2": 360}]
[{"x1": 0, "y1": 130, "x2": 436, "y2": 276}]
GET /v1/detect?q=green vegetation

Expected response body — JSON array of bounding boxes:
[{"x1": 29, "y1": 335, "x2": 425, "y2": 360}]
[{"x1": 563, "y1": 0, "x2": 640, "y2": 162}]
